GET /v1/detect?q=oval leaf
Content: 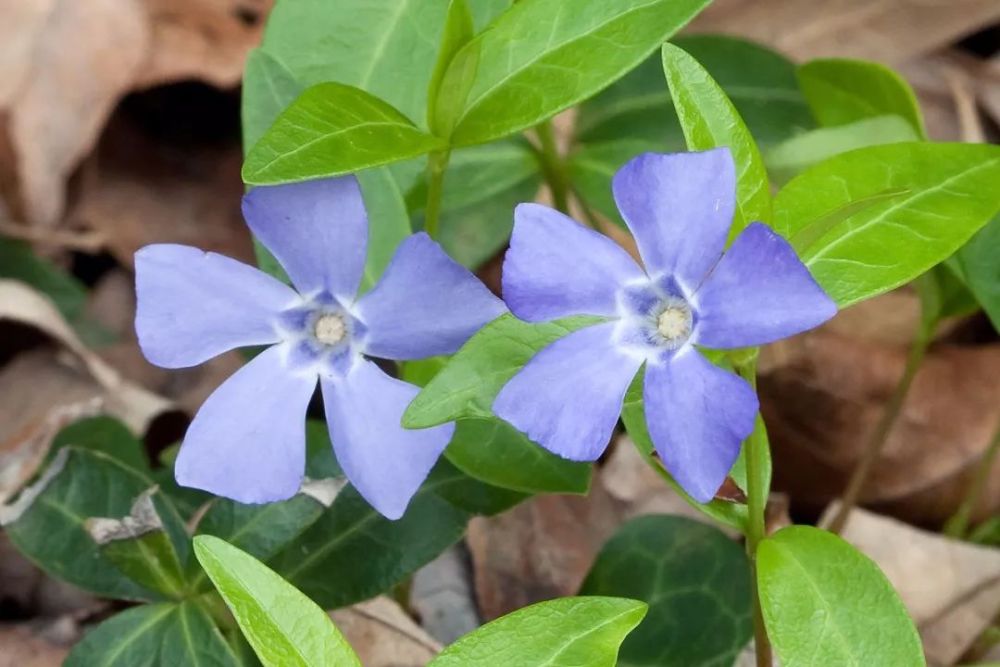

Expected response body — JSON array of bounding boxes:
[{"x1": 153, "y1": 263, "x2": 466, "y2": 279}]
[
  {"x1": 242, "y1": 82, "x2": 445, "y2": 185},
  {"x1": 445, "y1": 0, "x2": 710, "y2": 146},
  {"x1": 661, "y1": 42, "x2": 772, "y2": 232},
  {"x1": 774, "y1": 142, "x2": 1000, "y2": 307},
  {"x1": 194, "y1": 535, "x2": 360, "y2": 667},
  {"x1": 429, "y1": 596, "x2": 647, "y2": 666},
  {"x1": 580, "y1": 515, "x2": 752, "y2": 667},
  {"x1": 758, "y1": 526, "x2": 925, "y2": 666}
]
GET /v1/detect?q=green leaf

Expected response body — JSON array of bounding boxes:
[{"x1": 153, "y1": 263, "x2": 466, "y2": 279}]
[
  {"x1": 621, "y1": 371, "x2": 749, "y2": 532},
  {"x1": 0, "y1": 236, "x2": 87, "y2": 323},
  {"x1": 757, "y1": 526, "x2": 925, "y2": 666},
  {"x1": 774, "y1": 142, "x2": 1000, "y2": 308},
  {"x1": 268, "y1": 470, "x2": 468, "y2": 609},
  {"x1": 429, "y1": 597, "x2": 647, "y2": 666},
  {"x1": 242, "y1": 83, "x2": 445, "y2": 185},
  {"x1": 404, "y1": 313, "x2": 603, "y2": 428},
  {"x1": 4, "y1": 448, "x2": 186, "y2": 600},
  {"x1": 568, "y1": 139, "x2": 655, "y2": 225},
  {"x1": 50, "y1": 415, "x2": 150, "y2": 473},
  {"x1": 661, "y1": 42, "x2": 772, "y2": 232},
  {"x1": 64, "y1": 602, "x2": 241, "y2": 667},
  {"x1": 765, "y1": 115, "x2": 919, "y2": 184},
  {"x1": 357, "y1": 167, "x2": 413, "y2": 292},
  {"x1": 443, "y1": 0, "x2": 710, "y2": 146},
  {"x1": 427, "y1": 458, "x2": 526, "y2": 516},
  {"x1": 415, "y1": 139, "x2": 542, "y2": 267},
  {"x1": 446, "y1": 418, "x2": 591, "y2": 495},
  {"x1": 798, "y1": 58, "x2": 926, "y2": 138},
  {"x1": 579, "y1": 516, "x2": 753, "y2": 667},
  {"x1": 954, "y1": 214, "x2": 1000, "y2": 330},
  {"x1": 428, "y1": 0, "x2": 475, "y2": 135},
  {"x1": 86, "y1": 489, "x2": 188, "y2": 599},
  {"x1": 194, "y1": 535, "x2": 360, "y2": 667},
  {"x1": 241, "y1": 49, "x2": 303, "y2": 151},
  {"x1": 189, "y1": 481, "x2": 344, "y2": 592}
]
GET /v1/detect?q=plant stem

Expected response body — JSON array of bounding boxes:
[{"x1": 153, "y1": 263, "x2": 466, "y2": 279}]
[
  {"x1": 738, "y1": 360, "x2": 773, "y2": 667},
  {"x1": 534, "y1": 119, "x2": 570, "y2": 214},
  {"x1": 827, "y1": 316, "x2": 934, "y2": 535},
  {"x1": 424, "y1": 149, "x2": 451, "y2": 240},
  {"x1": 945, "y1": 415, "x2": 1000, "y2": 539}
]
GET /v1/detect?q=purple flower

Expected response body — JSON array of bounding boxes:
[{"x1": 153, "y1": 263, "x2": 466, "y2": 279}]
[
  {"x1": 493, "y1": 149, "x2": 836, "y2": 502},
  {"x1": 135, "y1": 176, "x2": 506, "y2": 519}
]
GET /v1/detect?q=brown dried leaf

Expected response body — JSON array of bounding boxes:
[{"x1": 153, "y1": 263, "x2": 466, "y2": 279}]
[
  {"x1": 0, "y1": 620, "x2": 74, "y2": 667},
  {"x1": 330, "y1": 597, "x2": 441, "y2": 667},
  {"x1": 688, "y1": 0, "x2": 1000, "y2": 65},
  {"x1": 825, "y1": 503, "x2": 1000, "y2": 666},
  {"x1": 760, "y1": 327, "x2": 1000, "y2": 524}
]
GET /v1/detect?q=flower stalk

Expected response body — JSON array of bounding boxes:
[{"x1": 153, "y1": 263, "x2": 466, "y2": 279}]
[{"x1": 534, "y1": 119, "x2": 571, "y2": 215}]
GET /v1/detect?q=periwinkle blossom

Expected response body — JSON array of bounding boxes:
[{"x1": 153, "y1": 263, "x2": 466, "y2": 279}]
[
  {"x1": 493, "y1": 148, "x2": 837, "y2": 502},
  {"x1": 135, "y1": 177, "x2": 505, "y2": 519}
]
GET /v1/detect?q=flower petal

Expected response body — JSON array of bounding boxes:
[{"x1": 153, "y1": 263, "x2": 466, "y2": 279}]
[
  {"x1": 175, "y1": 344, "x2": 316, "y2": 504},
  {"x1": 612, "y1": 149, "x2": 736, "y2": 288},
  {"x1": 135, "y1": 244, "x2": 298, "y2": 369},
  {"x1": 242, "y1": 176, "x2": 368, "y2": 299},
  {"x1": 493, "y1": 321, "x2": 642, "y2": 461},
  {"x1": 693, "y1": 222, "x2": 838, "y2": 348},
  {"x1": 355, "y1": 233, "x2": 506, "y2": 360},
  {"x1": 502, "y1": 203, "x2": 645, "y2": 321},
  {"x1": 322, "y1": 360, "x2": 453, "y2": 520},
  {"x1": 643, "y1": 348, "x2": 757, "y2": 503}
]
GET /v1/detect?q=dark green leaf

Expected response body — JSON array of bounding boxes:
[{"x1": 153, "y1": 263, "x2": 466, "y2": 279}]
[
  {"x1": 621, "y1": 371, "x2": 749, "y2": 532},
  {"x1": 0, "y1": 236, "x2": 87, "y2": 323},
  {"x1": 242, "y1": 83, "x2": 445, "y2": 185},
  {"x1": 443, "y1": 0, "x2": 710, "y2": 146},
  {"x1": 661, "y1": 43, "x2": 771, "y2": 232},
  {"x1": 86, "y1": 489, "x2": 188, "y2": 598},
  {"x1": 579, "y1": 515, "x2": 752, "y2": 667},
  {"x1": 774, "y1": 142, "x2": 1000, "y2": 307},
  {"x1": 403, "y1": 313, "x2": 603, "y2": 428},
  {"x1": 425, "y1": 458, "x2": 526, "y2": 517},
  {"x1": 64, "y1": 602, "x2": 241, "y2": 667},
  {"x1": 798, "y1": 58, "x2": 926, "y2": 138},
  {"x1": 758, "y1": 526, "x2": 925, "y2": 666},
  {"x1": 765, "y1": 115, "x2": 919, "y2": 184},
  {"x1": 194, "y1": 535, "x2": 360, "y2": 667},
  {"x1": 446, "y1": 418, "x2": 591, "y2": 495},
  {"x1": 51, "y1": 415, "x2": 150, "y2": 473},
  {"x1": 4, "y1": 448, "x2": 185, "y2": 600},
  {"x1": 429, "y1": 597, "x2": 647, "y2": 666},
  {"x1": 954, "y1": 214, "x2": 1000, "y2": 330}
]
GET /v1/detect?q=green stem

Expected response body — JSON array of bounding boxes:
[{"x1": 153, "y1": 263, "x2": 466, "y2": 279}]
[
  {"x1": 534, "y1": 120, "x2": 570, "y2": 215},
  {"x1": 738, "y1": 360, "x2": 773, "y2": 667},
  {"x1": 945, "y1": 415, "x2": 1000, "y2": 539},
  {"x1": 827, "y1": 314, "x2": 934, "y2": 534},
  {"x1": 424, "y1": 149, "x2": 451, "y2": 240}
]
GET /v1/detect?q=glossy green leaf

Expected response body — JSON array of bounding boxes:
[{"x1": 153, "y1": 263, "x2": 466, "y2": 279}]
[
  {"x1": 414, "y1": 139, "x2": 542, "y2": 267},
  {"x1": 429, "y1": 597, "x2": 647, "y2": 666},
  {"x1": 86, "y1": 489, "x2": 187, "y2": 599},
  {"x1": 758, "y1": 526, "x2": 925, "y2": 666},
  {"x1": 427, "y1": 458, "x2": 526, "y2": 516},
  {"x1": 765, "y1": 115, "x2": 919, "y2": 184},
  {"x1": 403, "y1": 313, "x2": 603, "y2": 428},
  {"x1": 447, "y1": 418, "x2": 591, "y2": 495},
  {"x1": 774, "y1": 142, "x2": 1000, "y2": 307},
  {"x1": 954, "y1": 214, "x2": 1000, "y2": 330},
  {"x1": 580, "y1": 516, "x2": 752, "y2": 666},
  {"x1": 661, "y1": 43, "x2": 772, "y2": 231},
  {"x1": 50, "y1": 415, "x2": 150, "y2": 473},
  {"x1": 621, "y1": 371, "x2": 749, "y2": 532},
  {"x1": 798, "y1": 58, "x2": 926, "y2": 138},
  {"x1": 568, "y1": 139, "x2": 654, "y2": 226},
  {"x1": 243, "y1": 83, "x2": 445, "y2": 185},
  {"x1": 4, "y1": 448, "x2": 186, "y2": 600},
  {"x1": 195, "y1": 535, "x2": 360, "y2": 667},
  {"x1": 442, "y1": 0, "x2": 710, "y2": 146},
  {"x1": 428, "y1": 0, "x2": 475, "y2": 135},
  {"x1": 241, "y1": 49, "x2": 302, "y2": 151},
  {"x1": 64, "y1": 602, "x2": 241, "y2": 667},
  {"x1": 357, "y1": 167, "x2": 413, "y2": 292}
]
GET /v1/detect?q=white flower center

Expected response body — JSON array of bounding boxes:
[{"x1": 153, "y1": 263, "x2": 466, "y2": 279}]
[
  {"x1": 314, "y1": 313, "x2": 347, "y2": 346},
  {"x1": 657, "y1": 306, "x2": 691, "y2": 342}
]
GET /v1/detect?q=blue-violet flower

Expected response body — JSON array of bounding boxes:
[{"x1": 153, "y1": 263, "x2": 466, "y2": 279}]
[
  {"x1": 493, "y1": 148, "x2": 837, "y2": 502},
  {"x1": 135, "y1": 176, "x2": 506, "y2": 519}
]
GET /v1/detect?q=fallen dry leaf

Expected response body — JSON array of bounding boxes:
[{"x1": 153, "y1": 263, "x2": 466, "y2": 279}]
[
  {"x1": 825, "y1": 503, "x2": 1000, "y2": 665},
  {"x1": 760, "y1": 325, "x2": 1000, "y2": 525},
  {"x1": 466, "y1": 480, "x2": 622, "y2": 621},
  {"x1": 0, "y1": 617, "x2": 78, "y2": 667},
  {"x1": 330, "y1": 597, "x2": 441, "y2": 667},
  {"x1": 688, "y1": 0, "x2": 1000, "y2": 66}
]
